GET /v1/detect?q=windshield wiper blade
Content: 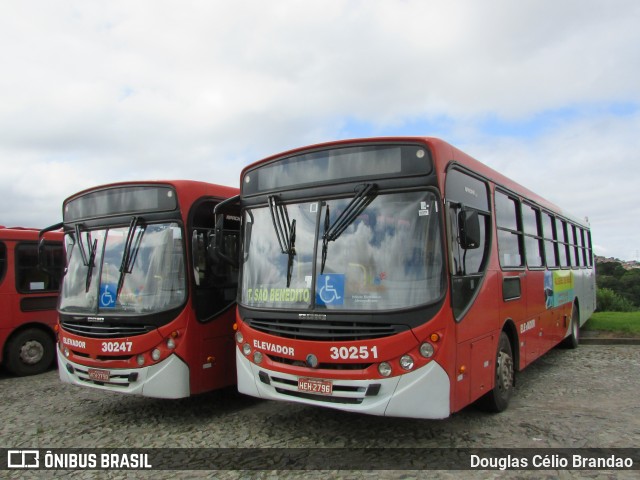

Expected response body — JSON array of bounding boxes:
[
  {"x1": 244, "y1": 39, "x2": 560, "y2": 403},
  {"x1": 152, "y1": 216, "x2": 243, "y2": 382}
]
[
  {"x1": 321, "y1": 183, "x2": 377, "y2": 274},
  {"x1": 74, "y1": 224, "x2": 89, "y2": 267},
  {"x1": 73, "y1": 224, "x2": 97, "y2": 292},
  {"x1": 117, "y1": 216, "x2": 146, "y2": 296},
  {"x1": 85, "y1": 234, "x2": 98, "y2": 293},
  {"x1": 268, "y1": 196, "x2": 296, "y2": 287}
]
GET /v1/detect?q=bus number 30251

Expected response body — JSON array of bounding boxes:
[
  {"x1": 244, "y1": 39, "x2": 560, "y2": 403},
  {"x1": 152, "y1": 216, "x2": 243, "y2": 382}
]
[
  {"x1": 329, "y1": 345, "x2": 378, "y2": 360},
  {"x1": 101, "y1": 341, "x2": 133, "y2": 353}
]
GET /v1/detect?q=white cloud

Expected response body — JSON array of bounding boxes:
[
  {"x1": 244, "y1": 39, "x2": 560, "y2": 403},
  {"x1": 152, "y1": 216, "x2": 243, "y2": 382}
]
[{"x1": 0, "y1": 0, "x2": 639, "y2": 259}]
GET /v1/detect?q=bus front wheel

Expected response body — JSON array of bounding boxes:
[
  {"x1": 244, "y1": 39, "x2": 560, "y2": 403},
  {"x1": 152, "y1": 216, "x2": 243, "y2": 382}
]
[
  {"x1": 479, "y1": 331, "x2": 514, "y2": 413},
  {"x1": 5, "y1": 328, "x2": 55, "y2": 376}
]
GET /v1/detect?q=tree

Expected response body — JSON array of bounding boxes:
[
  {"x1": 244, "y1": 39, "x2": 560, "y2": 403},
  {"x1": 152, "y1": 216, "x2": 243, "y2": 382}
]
[{"x1": 596, "y1": 288, "x2": 635, "y2": 312}]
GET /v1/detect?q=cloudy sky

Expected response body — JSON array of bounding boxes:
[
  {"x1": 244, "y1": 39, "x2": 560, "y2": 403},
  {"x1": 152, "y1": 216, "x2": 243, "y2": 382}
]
[{"x1": 1, "y1": 0, "x2": 639, "y2": 260}]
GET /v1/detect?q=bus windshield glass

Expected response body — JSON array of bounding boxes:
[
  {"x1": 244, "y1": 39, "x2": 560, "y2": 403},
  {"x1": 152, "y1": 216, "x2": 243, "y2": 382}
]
[
  {"x1": 240, "y1": 191, "x2": 444, "y2": 311},
  {"x1": 60, "y1": 223, "x2": 186, "y2": 315}
]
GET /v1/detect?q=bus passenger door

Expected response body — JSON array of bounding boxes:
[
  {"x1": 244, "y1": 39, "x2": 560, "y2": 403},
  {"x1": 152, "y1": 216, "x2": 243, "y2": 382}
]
[
  {"x1": 445, "y1": 167, "x2": 495, "y2": 410},
  {"x1": 190, "y1": 198, "x2": 240, "y2": 392}
]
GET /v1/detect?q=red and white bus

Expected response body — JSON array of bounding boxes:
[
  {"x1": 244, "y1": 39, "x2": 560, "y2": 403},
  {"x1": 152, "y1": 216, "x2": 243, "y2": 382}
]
[
  {"x1": 224, "y1": 137, "x2": 596, "y2": 418},
  {"x1": 1, "y1": 226, "x2": 63, "y2": 376},
  {"x1": 46, "y1": 180, "x2": 240, "y2": 398}
]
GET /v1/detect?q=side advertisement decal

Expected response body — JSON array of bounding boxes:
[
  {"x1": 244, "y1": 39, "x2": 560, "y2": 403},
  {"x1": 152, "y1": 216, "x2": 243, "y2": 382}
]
[{"x1": 544, "y1": 270, "x2": 574, "y2": 308}]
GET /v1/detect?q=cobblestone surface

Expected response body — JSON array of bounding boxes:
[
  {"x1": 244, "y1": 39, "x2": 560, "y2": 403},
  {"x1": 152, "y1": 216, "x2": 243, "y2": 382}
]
[{"x1": 1, "y1": 345, "x2": 639, "y2": 479}]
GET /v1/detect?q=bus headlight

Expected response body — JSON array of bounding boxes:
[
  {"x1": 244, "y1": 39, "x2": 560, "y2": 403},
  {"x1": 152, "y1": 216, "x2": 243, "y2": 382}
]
[
  {"x1": 242, "y1": 343, "x2": 251, "y2": 356},
  {"x1": 419, "y1": 342, "x2": 434, "y2": 358},
  {"x1": 136, "y1": 355, "x2": 145, "y2": 366},
  {"x1": 151, "y1": 349, "x2": 161, "y2": 361},
  {"x1": 253, "y1": 351, "x2": 263, "y2": 364},
  {"x1": 167, "y1": 338, "x2": 176, "y2": 350},
  {"x1": 63, "y1": 347, "x2": 70, "y2": 358},
  {"x1": 378, "y1": 362, "x2": 392, "y2": 377},
  {"x1": 235, "y1": 331, "x2": 244, "y2": 344},
  {"x1": 400, "y1": 355, "x2": 414, "y2": 370}
]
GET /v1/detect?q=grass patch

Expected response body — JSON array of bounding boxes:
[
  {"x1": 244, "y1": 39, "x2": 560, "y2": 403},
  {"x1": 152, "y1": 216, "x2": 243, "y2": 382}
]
[{"x1": 583, "y1": 311, "x2": 640, "y2": 335}]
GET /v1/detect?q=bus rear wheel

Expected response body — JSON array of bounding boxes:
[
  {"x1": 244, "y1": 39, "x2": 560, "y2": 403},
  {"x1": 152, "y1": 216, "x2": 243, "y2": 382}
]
[
  {"x1": 5, "y1": 328, "x2": 55, "y2": 376},
  {"x1": 562, "y1": 305, "x2": 579, "y2": 349},
  {"x1": 479, "y1": 332, "x2": 514, "y2": 413}
]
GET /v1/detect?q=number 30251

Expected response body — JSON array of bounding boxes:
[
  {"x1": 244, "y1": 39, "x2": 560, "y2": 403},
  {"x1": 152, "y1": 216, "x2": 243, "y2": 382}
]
[
  {"x1": 101, "y1": 341, "x2": 133, "y2": 353},
  {"x1": 329, "y1": 345, "x2": 378, "y2": 360}
]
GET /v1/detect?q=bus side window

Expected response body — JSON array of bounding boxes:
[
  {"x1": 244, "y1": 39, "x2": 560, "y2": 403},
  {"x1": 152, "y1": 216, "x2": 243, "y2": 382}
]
[{"x1": 15, "y1": 243, "x2": 63, "y2": 293}]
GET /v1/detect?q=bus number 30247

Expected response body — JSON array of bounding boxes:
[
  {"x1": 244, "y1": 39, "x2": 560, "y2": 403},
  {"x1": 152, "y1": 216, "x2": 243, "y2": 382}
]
[
  {"x1": 329, "y1": 346, "x2": 378, "y2": 360},
  {"x1": 101, "y1": 341, "x2": 133, "y2": 353}
]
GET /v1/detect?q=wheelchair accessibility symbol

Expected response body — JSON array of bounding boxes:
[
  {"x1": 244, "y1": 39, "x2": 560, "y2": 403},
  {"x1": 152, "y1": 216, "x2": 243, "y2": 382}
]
[
  {"x1": 316, "y1": 274, "x2": 345, "y2": 306},
  {"x1": 99, "y1": 283, "x2": 117, "y2": 308}
]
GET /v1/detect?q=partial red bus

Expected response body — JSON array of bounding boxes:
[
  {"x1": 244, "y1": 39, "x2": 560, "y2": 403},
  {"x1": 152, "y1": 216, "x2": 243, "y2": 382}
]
[
  {"x1": 45, "y1": 180, "x2": 240, "y2": 398},
  {"x1": 221, "y1": 137, "x2": 596, "y2": 418},
  {"x1": 0, "y1": 226, "x2": 63, "y2": 376}
]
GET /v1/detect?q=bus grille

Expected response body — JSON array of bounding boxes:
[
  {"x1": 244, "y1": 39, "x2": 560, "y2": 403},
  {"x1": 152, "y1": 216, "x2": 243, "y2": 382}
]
[
  {"x1": 245, "y1": 318, "x2": 406, "y2": 341},
  {"x1": 61, "y1": 320, "x2": 156, "y2": 339}
]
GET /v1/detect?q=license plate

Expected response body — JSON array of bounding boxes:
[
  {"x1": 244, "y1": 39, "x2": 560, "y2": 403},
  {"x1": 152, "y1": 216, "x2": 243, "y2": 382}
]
[
  {"x1": 298, "y1": 377, "x2": 333, "y2": 395},
  {"x1": 88, "y1": 368, "x2": 110, "y2": 382}
]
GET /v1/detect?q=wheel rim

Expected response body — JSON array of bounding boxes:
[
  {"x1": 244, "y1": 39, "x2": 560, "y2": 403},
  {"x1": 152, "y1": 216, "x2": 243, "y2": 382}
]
[
  {"x1": 19, "y1": 340, "x2": 45, "y2": 365},
  {"x1": 497, "y1": 350, "x2": 514, "y2": 393}
]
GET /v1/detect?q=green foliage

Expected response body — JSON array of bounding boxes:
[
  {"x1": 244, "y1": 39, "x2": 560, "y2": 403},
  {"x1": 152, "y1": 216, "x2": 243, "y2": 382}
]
[
  {"x1": 583, "y1": 311, "x2": 640, "y2": 334},
  {"x1": 595, "y1": 260, "x2": 640, "y2": 308},
  {"x1": 596, "y1": 288, "x2": 635, "y2": 312}
]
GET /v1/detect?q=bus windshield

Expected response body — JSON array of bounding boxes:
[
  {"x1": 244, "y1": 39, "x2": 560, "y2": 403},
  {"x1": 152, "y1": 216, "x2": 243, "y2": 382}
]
[
  {"x1": 240, "y1": 190, "x2": 444, "y2": 311},
  {"x1": 60, "y1": 222, "x2": 186, "y2": 315}
]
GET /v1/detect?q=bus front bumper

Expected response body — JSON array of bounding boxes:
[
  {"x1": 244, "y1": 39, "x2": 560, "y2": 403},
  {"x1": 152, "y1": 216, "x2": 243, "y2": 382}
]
[
  {"x1": 236, "y1": 348, "x2": 451, "y2": 419},
  {"x1": 57, "y1": 349, "x2": 190, "y2": 399}
]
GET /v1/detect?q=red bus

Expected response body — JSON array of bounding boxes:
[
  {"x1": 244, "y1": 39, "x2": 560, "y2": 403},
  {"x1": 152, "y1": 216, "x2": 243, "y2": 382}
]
[
  {"x1": 45, "y1": 180, "x2": 240, "y2": 398},
  {"x1": 0, "y1": 226, "x2": 63, "y2": 376},
  {"x1": 222, "y1": 137, "x2": 596, "y2": 418}
]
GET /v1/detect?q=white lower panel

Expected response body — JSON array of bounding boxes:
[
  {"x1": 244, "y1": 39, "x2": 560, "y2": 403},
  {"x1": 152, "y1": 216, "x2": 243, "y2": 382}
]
[
  {"x1": 58, "y1": 350, "x2": 190, "y2": 399},
  {"x1": 236, "y1": 348, "x2": 451, "y2": 419}
]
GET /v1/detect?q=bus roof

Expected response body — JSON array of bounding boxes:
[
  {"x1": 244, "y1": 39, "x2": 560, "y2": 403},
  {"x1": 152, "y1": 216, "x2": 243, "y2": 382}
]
[
  {"x1": 241, "y1": 136, "x2": 589, "y2": 228},
  {"x1": 64, "y1": 179, "x2": 238, "y2": 204},
  {"x1": 0, "y1": 226, "x2": 63, "y2": 242}
]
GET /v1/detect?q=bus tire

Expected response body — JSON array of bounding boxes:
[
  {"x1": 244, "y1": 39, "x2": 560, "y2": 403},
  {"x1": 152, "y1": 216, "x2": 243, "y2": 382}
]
[
  {"x1": 4, "y1": 328, "x2": 55, "y2": 376},
  {"x1": 562, "y1": 305, "x2": 579, "y2": 349},
  {"x1": 479, "y1": 332, "x2": 514, "y2": 413}
]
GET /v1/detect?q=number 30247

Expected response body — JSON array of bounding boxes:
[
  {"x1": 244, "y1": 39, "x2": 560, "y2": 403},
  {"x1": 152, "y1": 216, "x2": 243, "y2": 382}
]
[
  {"x1": 329, "y1": 345, "x2": 378, "y2": 360},
  {"x1": 101, "y1": 341, "x2": 133, "y2": 353}
]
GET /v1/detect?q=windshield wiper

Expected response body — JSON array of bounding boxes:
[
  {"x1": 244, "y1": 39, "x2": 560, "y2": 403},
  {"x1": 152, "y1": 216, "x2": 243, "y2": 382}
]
[
  {"x1": 321, "y1": 183, "x2": 377, "y2": 274},
  {"x1": 268, "y1": 196, "x2": 296, "y2": 288},
  {"x1": 117, "y1": 216, "x2": 146, "y2": 296},
  {"x1": 74, "y1": 224, "x2": 98, "y2": 292},
  {"x1": 74, "y1": 224, "x2": 89, "y2": 266}
]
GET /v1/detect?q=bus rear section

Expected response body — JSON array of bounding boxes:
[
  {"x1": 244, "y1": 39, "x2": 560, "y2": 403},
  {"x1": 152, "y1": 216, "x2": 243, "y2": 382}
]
[
  {"x1": 228, "y1": 137, "x2": 595, "y2": 419},
  {"x1": 52, "y1": 180, "x2": 240, "y2": 398},
  {"x1": 0, "y1": 227, "x2": 63, "y2": 376}
]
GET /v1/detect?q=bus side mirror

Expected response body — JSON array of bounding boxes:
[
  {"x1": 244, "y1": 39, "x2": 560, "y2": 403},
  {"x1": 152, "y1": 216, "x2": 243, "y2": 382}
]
[
  {"x1": 458, "y1": 210, "x2": 480, "y2": 250},
  {"x1": 38, "y1": 237, "x2": 49, "y2": 271},
  {"x1": 210, "y1": 214, "x2": 239, "y2": 268},
  {"x1": 38, "y1": 222, "x2": 63, "y2": 275},
  {"x1": 210, "y1": 194, "x2": 241, "y2": 268},
  {"x1": 192, "y1": 230, "x2": 205, "y2": 286}
]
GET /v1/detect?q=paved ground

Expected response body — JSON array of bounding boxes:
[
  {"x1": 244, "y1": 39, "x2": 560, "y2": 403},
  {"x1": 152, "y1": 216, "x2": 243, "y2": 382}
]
[{"x1": 1, "y1": 344, "x2": 638, "y2": 479}]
